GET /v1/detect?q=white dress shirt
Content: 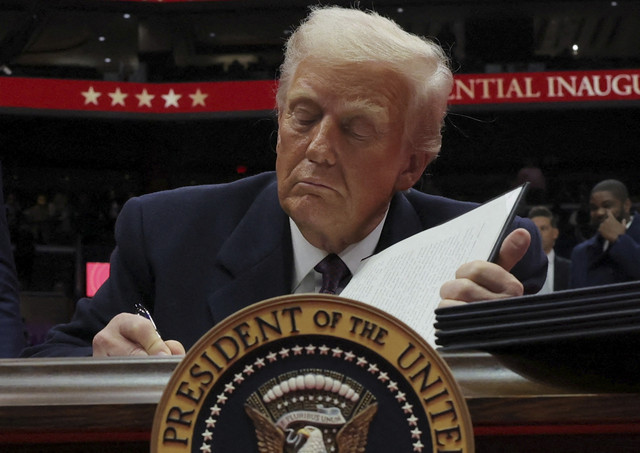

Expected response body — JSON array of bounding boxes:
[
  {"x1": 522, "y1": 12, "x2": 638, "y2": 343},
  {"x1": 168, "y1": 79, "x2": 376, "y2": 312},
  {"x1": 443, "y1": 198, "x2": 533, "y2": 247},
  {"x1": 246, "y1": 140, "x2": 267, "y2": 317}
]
[
  {"x1": 537, "y1": 249, "x2": 555, "y2": 295},
  {"x1": 290, "y1": 212, "x2": 388, "y2": 294}
]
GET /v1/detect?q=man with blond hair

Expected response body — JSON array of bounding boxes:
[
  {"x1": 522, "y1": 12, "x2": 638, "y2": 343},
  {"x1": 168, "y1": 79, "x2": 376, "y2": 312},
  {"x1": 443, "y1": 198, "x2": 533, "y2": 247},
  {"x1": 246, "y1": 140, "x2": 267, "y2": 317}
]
[{"x1": 24, "y1": 6, "x2": 546, "y2": 358}]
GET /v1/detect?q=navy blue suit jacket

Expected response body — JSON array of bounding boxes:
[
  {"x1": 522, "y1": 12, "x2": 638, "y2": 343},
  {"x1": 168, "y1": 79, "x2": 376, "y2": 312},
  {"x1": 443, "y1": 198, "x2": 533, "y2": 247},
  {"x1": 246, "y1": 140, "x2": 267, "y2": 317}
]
[
  {"x1": 553, "y1": 254, "x2": 572, "y2": 291},
  {"x1": 0, "y1": 165, "x2": 25, "y2": 357},
  {"x1": 23, "y1": 172, "x2": 546, "y2": 357},
  {"x1": 570, "y1": 216, "x2": 640, "y2": 288}
]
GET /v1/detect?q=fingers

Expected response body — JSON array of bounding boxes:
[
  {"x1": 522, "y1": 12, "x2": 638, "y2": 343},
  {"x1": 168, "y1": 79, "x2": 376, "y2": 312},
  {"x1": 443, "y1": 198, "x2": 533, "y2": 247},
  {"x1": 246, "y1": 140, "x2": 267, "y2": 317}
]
[
  {"x1": 598, "y1": 210, "x2": 625, "y2": 241},
  {"x1": 440, "y1": 260, "x2": 524, "y2": 303},
  {"x1": 495, "y1": 228, "x2": 531, "y2": 272},
  {"x1": 437, "y1": 299, "x2": 466, "y2": 309},
  {"x1": 438, "y1": 228, "x2": 530, "y2": 307},
  {"x1": 165, "y1": 340, "x2": 186, "y2": 356},
  {"x1": 119, "y1": 316, "x2": 170, "y2": 355},
  {"x1": 92, "y1": 312, "x2": 184, "y2": 357}
]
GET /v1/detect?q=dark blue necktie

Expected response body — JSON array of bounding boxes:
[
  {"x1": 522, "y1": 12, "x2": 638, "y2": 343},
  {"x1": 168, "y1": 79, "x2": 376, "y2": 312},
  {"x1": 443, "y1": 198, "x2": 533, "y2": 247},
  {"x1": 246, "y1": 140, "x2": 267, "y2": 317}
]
[{"x1": 314, "y1": 253, "x2": 351, "y2": 294}]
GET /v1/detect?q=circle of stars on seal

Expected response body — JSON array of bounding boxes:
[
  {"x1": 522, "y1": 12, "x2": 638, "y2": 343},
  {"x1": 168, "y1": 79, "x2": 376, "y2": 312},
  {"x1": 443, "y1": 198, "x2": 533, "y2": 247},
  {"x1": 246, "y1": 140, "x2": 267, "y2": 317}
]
[{"x1": 197, "y1": 342, "x2": 426, "y2": 453}]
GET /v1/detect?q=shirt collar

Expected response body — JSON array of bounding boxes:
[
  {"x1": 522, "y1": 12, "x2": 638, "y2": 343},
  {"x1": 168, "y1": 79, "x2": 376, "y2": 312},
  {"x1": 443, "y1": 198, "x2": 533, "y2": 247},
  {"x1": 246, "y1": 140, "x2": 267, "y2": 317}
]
[{"x1": 289, "y1": 210, "x2": 389, "y2": 292}]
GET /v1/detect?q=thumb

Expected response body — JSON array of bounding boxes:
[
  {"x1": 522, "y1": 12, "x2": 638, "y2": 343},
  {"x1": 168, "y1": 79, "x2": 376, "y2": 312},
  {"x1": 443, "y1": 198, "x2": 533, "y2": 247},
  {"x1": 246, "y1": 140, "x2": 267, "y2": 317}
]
[
  {"x1": 496, "y1": 228, "x2": 531, "y2": 272},
  {"x1": 165, "y1": 340, "x2": 186, "y2": 356}
]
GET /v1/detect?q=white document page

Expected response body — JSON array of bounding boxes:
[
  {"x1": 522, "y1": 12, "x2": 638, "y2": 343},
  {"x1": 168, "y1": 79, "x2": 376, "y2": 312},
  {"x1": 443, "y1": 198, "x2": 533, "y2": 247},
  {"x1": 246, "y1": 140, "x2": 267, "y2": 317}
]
[{"x1": 340, "y1": 186, "x2": 524, "y2": 347}]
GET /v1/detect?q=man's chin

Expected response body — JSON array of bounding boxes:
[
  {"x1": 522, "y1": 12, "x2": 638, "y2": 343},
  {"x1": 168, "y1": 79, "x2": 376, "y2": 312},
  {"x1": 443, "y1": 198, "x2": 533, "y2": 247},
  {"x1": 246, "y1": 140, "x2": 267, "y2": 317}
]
[
  {"x1": 289, "y1": 206, "x2": 333, "y2": 228},
  {"x1": 287, "y1": 202, "x2": 342, "y2": 228},
  {"x1": 282, "y1": 193, "x2": 333, "y2": 215}
]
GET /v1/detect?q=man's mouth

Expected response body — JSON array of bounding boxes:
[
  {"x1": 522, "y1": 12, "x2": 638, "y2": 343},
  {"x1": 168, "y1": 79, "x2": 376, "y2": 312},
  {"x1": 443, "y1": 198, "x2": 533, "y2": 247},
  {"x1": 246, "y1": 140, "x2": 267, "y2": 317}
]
[{"x1": 298, "y1": 178, "x2": 334, "y2": 192}]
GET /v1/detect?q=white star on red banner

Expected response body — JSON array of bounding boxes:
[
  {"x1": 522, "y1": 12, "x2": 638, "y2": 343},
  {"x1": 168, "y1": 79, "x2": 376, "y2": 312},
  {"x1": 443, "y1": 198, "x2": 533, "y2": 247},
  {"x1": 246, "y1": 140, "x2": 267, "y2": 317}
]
[
  {"x1": 108, "y1": 87, "x2": 128, "y2": 106},
  {"x1": 135, "y1": 89, "x2": 155, "y2": 107},
  {"x1": 81, "y1": 86, "x2": 101, "y2": 105},
  {"x1": 161, "y1": 88, "x2": 182, "y2": 108}
]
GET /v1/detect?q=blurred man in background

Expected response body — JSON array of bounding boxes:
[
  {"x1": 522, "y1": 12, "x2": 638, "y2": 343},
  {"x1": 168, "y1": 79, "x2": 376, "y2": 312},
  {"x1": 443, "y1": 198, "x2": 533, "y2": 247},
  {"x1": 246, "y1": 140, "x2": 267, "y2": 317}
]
[
  {"x1": 571, "y1": 179, "x2": 640, "y2": 288},
  {"x1": 529, "y1": 206, "x2": 571, "y2": 293}
]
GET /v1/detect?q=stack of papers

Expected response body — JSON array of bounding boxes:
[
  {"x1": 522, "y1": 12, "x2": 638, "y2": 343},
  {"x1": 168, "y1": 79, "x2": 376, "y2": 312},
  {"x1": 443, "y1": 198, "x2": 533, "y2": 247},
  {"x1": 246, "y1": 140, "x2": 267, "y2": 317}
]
[{"x1": 434, "y1": 281, "x2": 640, "y2": 390}]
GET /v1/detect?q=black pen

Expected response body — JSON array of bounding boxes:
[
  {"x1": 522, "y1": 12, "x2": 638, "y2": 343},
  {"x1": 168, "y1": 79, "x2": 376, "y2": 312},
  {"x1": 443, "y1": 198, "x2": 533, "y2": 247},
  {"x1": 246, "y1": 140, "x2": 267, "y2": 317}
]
[{"x1": 134, "y1": 302, "x2": 162, "y2": 338}]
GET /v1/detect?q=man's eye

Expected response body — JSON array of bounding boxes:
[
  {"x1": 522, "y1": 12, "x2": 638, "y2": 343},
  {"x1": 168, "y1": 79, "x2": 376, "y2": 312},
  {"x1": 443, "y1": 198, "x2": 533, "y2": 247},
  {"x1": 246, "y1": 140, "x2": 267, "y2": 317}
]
[
  {"x1": 350, "y1": 129, "x2": 371, "y2": 139},
  {"x1": 292, "y1": 109, "x2": 317, "y2": 125},
  {"x1": 346, "y1": 120, "x2": 376, "y2": 140}
]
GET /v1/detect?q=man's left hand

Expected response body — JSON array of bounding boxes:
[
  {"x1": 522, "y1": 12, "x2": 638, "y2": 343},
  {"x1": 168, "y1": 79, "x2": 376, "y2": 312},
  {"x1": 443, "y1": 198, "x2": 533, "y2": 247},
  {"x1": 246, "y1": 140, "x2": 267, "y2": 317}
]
[{"x1": 439, "y1": 228, "x2": 531, "y2": 308}]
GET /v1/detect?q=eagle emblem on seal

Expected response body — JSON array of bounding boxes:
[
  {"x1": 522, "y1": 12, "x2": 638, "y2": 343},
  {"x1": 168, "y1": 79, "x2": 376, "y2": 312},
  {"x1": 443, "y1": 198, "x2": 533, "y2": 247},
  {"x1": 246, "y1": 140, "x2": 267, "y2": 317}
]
[{"x1": 245, "y1": 370, "x2": 378, "y2": 453}]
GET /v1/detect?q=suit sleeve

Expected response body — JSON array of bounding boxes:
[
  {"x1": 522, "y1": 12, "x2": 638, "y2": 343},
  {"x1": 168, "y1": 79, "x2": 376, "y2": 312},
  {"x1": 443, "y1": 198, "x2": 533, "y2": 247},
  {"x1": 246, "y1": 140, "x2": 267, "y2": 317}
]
[
  {"x1": 608, "y1": 232, "x2": 640, "y2": 280},
  {"x1": 21, "y1": 197, "x2": 152, "y2": 357},
  {"x1": 569, "y1": 245, "x2": 587, "y2": 289},
  {"x1": 0, "y1": 193, "x2": 25, "y2": 358},
  {"x1": 509, "y1": 216, "x2": 548, "y2": 294}
]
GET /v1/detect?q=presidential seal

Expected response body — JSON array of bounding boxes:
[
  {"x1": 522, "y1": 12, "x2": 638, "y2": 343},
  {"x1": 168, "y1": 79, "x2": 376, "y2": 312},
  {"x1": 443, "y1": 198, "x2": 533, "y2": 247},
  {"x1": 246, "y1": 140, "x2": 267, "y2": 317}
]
[
  {"x1": 245, "y1": 369, "x2": 378, "y2": 452},
  {"x1": 151, "y1": 294, "x2": 474, "y2": 453}
]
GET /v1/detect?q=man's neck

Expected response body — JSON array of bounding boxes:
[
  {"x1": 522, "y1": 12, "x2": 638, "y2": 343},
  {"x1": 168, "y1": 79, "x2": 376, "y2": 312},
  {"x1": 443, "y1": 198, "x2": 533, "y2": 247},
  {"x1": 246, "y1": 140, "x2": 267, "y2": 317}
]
[{"x1": 289, "y1": 211, "x2": 388, "y2": 292}]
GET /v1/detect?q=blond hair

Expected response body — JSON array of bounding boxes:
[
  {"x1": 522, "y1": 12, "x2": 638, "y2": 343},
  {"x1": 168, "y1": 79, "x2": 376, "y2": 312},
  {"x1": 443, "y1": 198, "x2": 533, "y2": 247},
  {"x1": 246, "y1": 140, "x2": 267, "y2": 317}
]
[{"x1": 277, "y1": 6, "x2": 453, "y2": 160}]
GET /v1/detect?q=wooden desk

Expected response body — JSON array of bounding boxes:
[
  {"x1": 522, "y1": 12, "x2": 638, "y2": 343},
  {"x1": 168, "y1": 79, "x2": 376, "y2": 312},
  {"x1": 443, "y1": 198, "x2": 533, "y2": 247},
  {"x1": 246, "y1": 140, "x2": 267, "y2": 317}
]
[
  {"x1": 444, "y1": 352, "x2": 640, "y2": 452},
  {"x1": 1, "y1": 353, "x2": 639, "y2": 452}
]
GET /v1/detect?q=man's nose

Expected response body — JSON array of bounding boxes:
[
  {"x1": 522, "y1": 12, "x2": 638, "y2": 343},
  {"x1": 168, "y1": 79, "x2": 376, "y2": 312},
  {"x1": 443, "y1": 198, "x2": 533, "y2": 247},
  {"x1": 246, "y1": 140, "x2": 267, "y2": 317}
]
[
  {"x1": 593, "y1": 207, "x2": 608, "y2": 220},
  {"x1": 306, "y1": 117, "x2": 337, "y2": 165}
]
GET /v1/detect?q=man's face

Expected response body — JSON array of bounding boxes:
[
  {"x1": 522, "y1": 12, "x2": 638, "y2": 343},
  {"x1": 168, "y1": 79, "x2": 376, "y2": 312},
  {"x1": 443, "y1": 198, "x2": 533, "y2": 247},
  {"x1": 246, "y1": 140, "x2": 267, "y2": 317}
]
[
  {"x1": 589, "y1": 190, "x2": 630, "y2": 227},
  {"x1": 276, "y1": 59, "x2": 428, "y2": 253},
  {"x1": 531, "y1": 216, "x2": 558, "y2": 254}
]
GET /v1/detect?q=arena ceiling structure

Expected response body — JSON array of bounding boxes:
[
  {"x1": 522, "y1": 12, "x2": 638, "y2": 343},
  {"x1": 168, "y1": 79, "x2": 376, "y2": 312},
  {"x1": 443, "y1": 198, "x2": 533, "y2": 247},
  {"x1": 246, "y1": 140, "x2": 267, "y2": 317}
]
[
  {"x1": 1, "y1": 0, "x2": 639, "y2": 202},
  {"x1": 1, "y1": 1, "x2": 639, "y2": 81}
]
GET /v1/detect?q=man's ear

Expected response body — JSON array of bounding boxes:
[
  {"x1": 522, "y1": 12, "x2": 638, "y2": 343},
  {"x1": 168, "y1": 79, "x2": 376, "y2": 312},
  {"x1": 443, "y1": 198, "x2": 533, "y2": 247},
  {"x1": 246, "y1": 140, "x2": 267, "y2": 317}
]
[
  {"x1": 394, "y1": 150, "x2": 432, "y2": 192},
  {"x1": 624, "y1": 198, "x2": 632, "y2": 216}
]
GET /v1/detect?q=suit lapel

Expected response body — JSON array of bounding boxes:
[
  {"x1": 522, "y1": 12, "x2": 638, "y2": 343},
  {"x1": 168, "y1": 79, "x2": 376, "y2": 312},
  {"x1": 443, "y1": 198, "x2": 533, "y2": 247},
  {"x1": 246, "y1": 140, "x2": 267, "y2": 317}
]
[
  {"x1": 207, "y1": 182, "x2": 293, "y2": 323},
  {"x1": 585, "y1": 235, "x2": 607, "y2": 269},
  {"x1": 376, "y1": 191, "x2": 425, "y2": 253},
  {"x1": 205, "y1": 189, "x2": 428, "y2": 323}
]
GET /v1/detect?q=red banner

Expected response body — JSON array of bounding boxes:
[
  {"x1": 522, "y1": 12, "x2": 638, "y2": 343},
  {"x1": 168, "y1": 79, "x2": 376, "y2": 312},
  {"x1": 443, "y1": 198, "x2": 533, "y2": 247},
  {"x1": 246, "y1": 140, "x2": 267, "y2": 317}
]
[
  {"x1": 449, "y1": 69, "x2": 640, "y2": 105},
  {"x1": 106, "y1": 1, "x2": 232, "y2": 2},
  {"x1": 0, "y1": 78, "x2": 277, "y2": 114},
  {"x1": 1, "y1": 69, "x2": 639, "y2": 116}
]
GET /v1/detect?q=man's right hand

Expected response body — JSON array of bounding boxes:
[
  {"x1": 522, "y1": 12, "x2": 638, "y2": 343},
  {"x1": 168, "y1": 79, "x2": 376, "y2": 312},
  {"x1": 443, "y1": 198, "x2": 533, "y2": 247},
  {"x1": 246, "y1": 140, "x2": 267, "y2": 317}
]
[
  {"x1": 598, "y1": 209, "x2": 626, "y2": 243},
  {"x1": 92, "y1": 313, "x2": 186, "y2": 357}
]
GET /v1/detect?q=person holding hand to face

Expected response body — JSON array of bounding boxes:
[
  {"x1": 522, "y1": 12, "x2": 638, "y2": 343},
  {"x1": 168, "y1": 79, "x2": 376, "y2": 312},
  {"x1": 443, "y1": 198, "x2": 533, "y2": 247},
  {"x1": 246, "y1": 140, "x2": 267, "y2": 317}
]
[{"x1": 571, "y1": 179, "x2": 640, "y2": 288}]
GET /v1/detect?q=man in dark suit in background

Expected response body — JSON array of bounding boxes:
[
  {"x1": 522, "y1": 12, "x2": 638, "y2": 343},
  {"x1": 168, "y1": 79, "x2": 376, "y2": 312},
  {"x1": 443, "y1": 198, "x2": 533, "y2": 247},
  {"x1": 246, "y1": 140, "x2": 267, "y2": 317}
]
[
  {"x1": 0, "y1": 163, "x2": 26, "y2": 357},
  {"x1": 528, "y1": 206, "x2": 571, "y2": 293},
  {"x1": 571, "y1": 179, "x2": 640, "y2": 288},
  {"x1": 22, "y1": 6, "x2": 547, "y2": 358}
]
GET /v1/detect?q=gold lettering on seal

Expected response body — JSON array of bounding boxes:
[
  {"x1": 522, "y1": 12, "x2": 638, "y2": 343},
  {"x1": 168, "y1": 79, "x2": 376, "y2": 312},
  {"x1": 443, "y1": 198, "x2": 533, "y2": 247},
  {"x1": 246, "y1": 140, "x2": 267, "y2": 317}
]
[{"x1": 396, "y1": 342, "x2": 466, "y2": 452}]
